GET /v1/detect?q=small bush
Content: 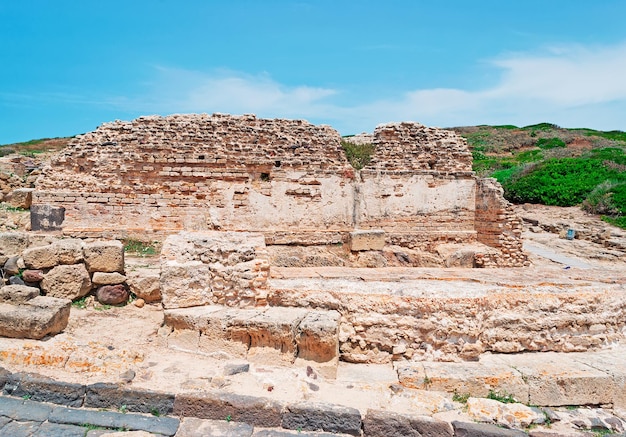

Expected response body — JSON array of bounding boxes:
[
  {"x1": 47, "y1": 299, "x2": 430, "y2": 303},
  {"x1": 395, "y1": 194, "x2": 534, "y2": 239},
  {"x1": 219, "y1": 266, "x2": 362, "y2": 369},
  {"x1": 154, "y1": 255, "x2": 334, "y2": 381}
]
[
  {"x1": 123, "y1": 239, "x2": 159, "y2": 257},
  {"x1": 341, "y1": 140, "x2": 375, "y2": 170},
  {"x1": 536, "y1": 137, "x2": 566, "y2": 149}
]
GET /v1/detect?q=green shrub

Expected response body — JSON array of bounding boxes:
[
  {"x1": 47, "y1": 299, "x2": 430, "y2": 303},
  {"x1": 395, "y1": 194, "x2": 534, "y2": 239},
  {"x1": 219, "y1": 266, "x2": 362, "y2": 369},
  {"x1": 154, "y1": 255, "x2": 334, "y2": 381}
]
[
  {"x1": 536, "y1": 137, "x2": 566, "y2": 149},
  {"x1": 341, "y1": 140, "x2": 375, "y2": 170},
  {"x1": 123, "y1": 239, "x2": 159, "y2": 257}
]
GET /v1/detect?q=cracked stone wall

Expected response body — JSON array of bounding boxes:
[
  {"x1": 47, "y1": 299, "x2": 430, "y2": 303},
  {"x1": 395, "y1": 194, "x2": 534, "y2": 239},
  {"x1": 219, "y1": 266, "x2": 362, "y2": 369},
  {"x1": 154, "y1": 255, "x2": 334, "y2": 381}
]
[{"x1": 33, "y1": 114, "x2": 526, "y2": 265}]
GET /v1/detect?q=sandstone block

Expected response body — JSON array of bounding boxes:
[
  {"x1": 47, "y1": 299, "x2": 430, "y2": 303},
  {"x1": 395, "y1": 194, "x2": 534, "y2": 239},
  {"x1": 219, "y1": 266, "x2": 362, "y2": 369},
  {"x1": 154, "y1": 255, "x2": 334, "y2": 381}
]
[
  {"x1": 246, "y1": 306, "x2": 309, "y2": 365},
  {"x1": 0, "y1": 232, "x2": 29, "y2": 260},
  {"x1": 6, "y1": 188, "x2": 34, "y2": 209},
  {"x1": 54, "y1": 239, "x2": 84, "y2": 264},
  {"x1": 160, "y1": 261, "x2": 212, "y2": 309},
  {"x1": 23, "y1": 244, "x2": 58, "y2": 269},
  {"x1": 96, "y1": 284, "x2": 129, "y2": 305},
  {"x1": 126, "y1": 268, "x2": 161, "y2": 302},
  {"x1": 92, "y1": 271, "x2": 126, "y2": 285},
  {"x1": 295, "y1": 310, "x2": 340, "y2": 379},
  {"x1": 0, "y1": 295, "x2": 71, "y2": 339},
  {"x1": 84, "y1": 240, "x2": 124, "y2": 273},
  {"x1": 0, "y1": 284, "x2": 40, "y2": 303},
  {"x1": 41, "y1": 264, "x2": 92, "y2": 300},
  {"x1": 349, "y1": 229, "x2": 386, "y2": 251}
]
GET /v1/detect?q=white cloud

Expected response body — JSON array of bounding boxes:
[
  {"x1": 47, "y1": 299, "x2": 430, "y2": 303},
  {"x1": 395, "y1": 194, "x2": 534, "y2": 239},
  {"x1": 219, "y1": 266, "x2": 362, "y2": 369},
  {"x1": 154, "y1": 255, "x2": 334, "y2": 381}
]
[{"x1": 113, "y1": 41, "x2": 626, "y2": 133}]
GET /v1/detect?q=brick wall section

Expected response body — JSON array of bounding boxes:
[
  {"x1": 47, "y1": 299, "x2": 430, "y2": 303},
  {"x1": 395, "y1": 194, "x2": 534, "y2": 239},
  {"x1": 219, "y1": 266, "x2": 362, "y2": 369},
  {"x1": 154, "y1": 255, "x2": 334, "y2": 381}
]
[
  {"x1": 475, "y1": 178, "x2": 528, "y2": 267},
  {"x1": 366, "y1": 122, "x2": 473, "y2": 173}
]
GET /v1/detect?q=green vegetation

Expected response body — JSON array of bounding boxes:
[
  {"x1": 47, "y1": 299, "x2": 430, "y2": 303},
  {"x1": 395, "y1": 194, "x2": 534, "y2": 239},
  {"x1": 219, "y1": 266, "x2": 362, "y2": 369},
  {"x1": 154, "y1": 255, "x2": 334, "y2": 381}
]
[
  {"x1": 452, "y1": 391, "x2": 470, "y2": 403},
  {"x1": 341, "y1": 139, "x2": 375, "y2": 170},
  {"x1": 453, "y1": 123, "x2": 626, "y2": 229},
  {"x1": 486, "y1": 389, "x2": 517, "y2": 404},
  {"x1": 123, "y1": 239, "x2": 159, "y2": 257}
]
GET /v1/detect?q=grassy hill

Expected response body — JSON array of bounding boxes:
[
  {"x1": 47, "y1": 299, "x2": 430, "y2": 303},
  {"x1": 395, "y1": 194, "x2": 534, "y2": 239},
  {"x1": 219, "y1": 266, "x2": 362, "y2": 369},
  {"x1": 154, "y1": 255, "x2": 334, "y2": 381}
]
[
  {"x1": 449, "y1": 123, "x2": 626, "y2": 228},
  {"x1": 0, "y1": 137, "x2": 72, "y2": 158}
]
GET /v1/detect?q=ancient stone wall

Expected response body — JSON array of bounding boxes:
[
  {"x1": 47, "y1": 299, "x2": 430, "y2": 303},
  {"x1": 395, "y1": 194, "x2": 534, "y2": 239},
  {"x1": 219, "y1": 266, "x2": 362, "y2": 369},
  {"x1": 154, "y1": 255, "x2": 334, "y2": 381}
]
[
  {"x1": 475, "y1": 178, "x2": 528, "y2": 267},
  {"x1": 32, "y1": 114, "x2": 526, "y2": 265}
]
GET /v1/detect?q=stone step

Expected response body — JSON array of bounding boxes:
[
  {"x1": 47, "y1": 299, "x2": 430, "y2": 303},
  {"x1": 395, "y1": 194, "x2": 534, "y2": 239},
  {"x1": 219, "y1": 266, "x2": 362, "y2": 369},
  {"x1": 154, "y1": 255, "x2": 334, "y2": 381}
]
[
  {"x1": 396, "y1": 348, "x2": 626, "y2": 409},
  {"x1": 164, "y1": 306, "x2": 341, "y2": 378}
]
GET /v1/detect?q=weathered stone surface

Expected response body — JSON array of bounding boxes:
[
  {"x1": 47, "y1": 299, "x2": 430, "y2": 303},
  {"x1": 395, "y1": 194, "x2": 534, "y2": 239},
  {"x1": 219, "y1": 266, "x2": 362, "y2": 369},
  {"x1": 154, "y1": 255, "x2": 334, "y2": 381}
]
[
  {"x1": 83, "y1": 240, "x2": 124, "y2": 273},
  {"x1": 84, "y1": 383, "x2": 175, "y2": 416},
  {"x1": 6, "y1": 188, "x2": 34, "y2": 209},
  {"x1": 349, "y1": 230, "x2": 386, "y2": 251},
  {"x1": 176, "y1": 417, "x2": 253, "y2": 437},
  {"x1": 0, "y1": 232, "x2": 29, "y2": 260},
  {"x1": 0, "y1": 296, "x2": 71, "y2": 339},
  {"x1": 0, "y1": 284, "x2": 40, "y2": 303},
  {"x1": 34, "y1": 422, "x2": 88, "y2": 437},
  {"x1": 3, "y1": 255, "x2": 20, "y2": 276},
  {"x1": 21, "y1": 269, "x2": 44, "y2": 283},
  {"x1": 174, "y1": 391, "x2": 283, "y2": 427},
  {"x1": 30, "y1": 204, "x2": 65, "y2": 231},
  {"x1": 48, "y1": 406, "x2": 180, "y2": 436},
  {"x1": 466, "y1": 397, "x2": 542, "y2": 428},
  {"x1": 54, "y1": 239, "x2": 84, "y2": 265},
  {"x1": 96, "y1": 284, "x2": 129, "y2": 305},
  {"x1": 452, "y1": 420, "x2": 529, "y2": 436},
  {"x1": 223, "y1": 362, "x2": 250, "y2": 376},
  {"x1": 3, "y1": 372, "x2": 86, "y2": 407},
  {"x1": 281, "y1": 402, "x2": 362, "y2": 436},
  {"x1": 0, "y1": 396, "x2": 53, "y2": 422},
  {"x1": 41, "y1": 264, "x2": 92, "y2": 300},
  {"x1": 22, "y1": 244, "x2": 59, "y2": 269},
  {"x1": 92, "y1": 272, "x2": 126, "y2": 285},
  {"x1": 363, "y1": 409, "x2": 453, "y2": 437},
  {"x1": 160, "y1": 231, "x2": 269, "y2": 309},
  {"x1": 126, "y1": 268, "x2": 161, "y2": 302},
  {"x1": 295, "y1": 310, "x2": 340, "y2": 378}
]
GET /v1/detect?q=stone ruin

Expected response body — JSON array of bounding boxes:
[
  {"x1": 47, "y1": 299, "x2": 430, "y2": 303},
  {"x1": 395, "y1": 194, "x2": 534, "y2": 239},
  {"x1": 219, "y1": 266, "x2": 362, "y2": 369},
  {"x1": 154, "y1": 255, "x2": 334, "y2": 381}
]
[
  {"x1": 32, "y1": 113, "x2": 527, "y2": 267},
  {"x1": 2, "y1": 113, "x2": 619, "y2": 364}
]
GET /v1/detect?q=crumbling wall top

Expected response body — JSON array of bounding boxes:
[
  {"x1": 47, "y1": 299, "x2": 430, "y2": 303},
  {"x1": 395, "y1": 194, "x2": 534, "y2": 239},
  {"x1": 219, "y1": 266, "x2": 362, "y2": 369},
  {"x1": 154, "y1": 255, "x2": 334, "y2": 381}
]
[{"x1": 365, "y1": 122, "x2": 473, "y2": 173}]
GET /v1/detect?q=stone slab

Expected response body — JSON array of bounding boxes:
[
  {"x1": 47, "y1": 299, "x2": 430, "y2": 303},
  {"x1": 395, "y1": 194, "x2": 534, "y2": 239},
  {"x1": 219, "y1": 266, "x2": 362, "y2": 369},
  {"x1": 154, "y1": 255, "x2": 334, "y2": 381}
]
[
  {"x1": 570, "y1": 349, "x2": 626, "y2": 412},
  {"x1": 0, "y1": 396, "x2": 52, "y2": 422},
  {"x1": 0, "y1": 420, "x2": 42, "y2": 436},
  {"x1": 173, "y1": 391, "x2": 283, "y2": 428},
  {"x1": 175, "y1": 417, "x2": 253, "y2": 437},
  {"x1": 85, "y1": 383, "x2": 175, "y2": 416},
  {"x1": 396, "y1": 360, "x2": 529, "y2": 402},
  {"x1": 3, "y1": 372, "x2": 85, "y2": 407},
  {"x1": 452, "y1": 420, "x2": 529, "y2": 436},
  {"x1": 485, "y1": 352, "x2": 614, "y2": 406},
  {"x1": 281, "y1": 401, "x2": 362, "y2": 436},
  {"x1": 363, "y1": 409, "x2": 453, "y2": 437},
  {"x1": 48, "y1": 406, "x2": 180, "y2": 436},
  {"x1": 0, "y1": 296, "x2": 71, "y2": 339},
  {"x1": 33, "y1": 422, "x2": 90, "y2": 437}
]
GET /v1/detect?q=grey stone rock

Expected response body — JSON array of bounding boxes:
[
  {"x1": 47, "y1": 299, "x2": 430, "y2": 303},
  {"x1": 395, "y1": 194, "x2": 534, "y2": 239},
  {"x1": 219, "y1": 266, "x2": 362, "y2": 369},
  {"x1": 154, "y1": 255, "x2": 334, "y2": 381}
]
[
  {"x1": 49, "y1": 406, "x2": 180, "y2": 436},
  {"x1": 0, "y1": 415, "x2": 11, "y2": 428},
  {"x1": 3, "y1": 372, "x2": 85, "y2": 407},
  {"x1": 0, "y1": 295, "x2": 71, "y2": 339},
  {"x1": 32, "y1": 422, "x2": 90, "y2": 437},
  {"x1": 281, "y1": 402, "x2": 362, "y2": 436},
  {"x1": 8, "y1": 275, "x2": 26, "y2": 285},
  {"x1": 0, "y1": 367, "x2": 11, "y2": 388},
  {"x1": 174, "y1": 391, "x2": 283, "y2": 427},
  {"x1": 452, "y1": 420, "x2": 529, "y2": 436},
  {"x1": 223, "y1": 362, "x2": 250, "y2": 376},
  {"x1": 30, "y1": 204, "x2": 65, "y2": 231},
  {"x1": 3, "y1": 256, "x2": 20, "y2": 276},
  {"x1": 176, "y1": 417, "x2": 253, "y2": 437},
  {"x1": 0, "y1": 420, "x2": 42, "y2": 437},
  {"x1": 0, "y1": 397, "x2": 52, "y2": 422},
  {"x1": 0, "y1": 284, "x2": 39, "y2": 303},
  {"x1": 363, "y1": 409, "x2": 453, "y2": 437},
  {"x1": 85, "y1": 383, "x2": 175, "y2": 416}
]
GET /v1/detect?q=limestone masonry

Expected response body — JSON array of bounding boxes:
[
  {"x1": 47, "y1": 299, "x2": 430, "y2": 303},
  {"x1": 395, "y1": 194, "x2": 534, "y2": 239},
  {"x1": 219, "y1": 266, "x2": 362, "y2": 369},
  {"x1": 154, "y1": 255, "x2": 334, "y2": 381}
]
[{"x1": 33, "y1": 113, "x2": 527, "y2": 267}]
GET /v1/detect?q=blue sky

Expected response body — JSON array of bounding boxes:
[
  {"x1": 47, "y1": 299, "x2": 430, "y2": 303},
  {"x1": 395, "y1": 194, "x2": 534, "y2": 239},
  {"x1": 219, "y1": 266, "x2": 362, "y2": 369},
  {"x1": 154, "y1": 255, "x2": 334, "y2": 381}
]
[{"x1": 2, "y1": 0, "x2": 626, "y2": 144}]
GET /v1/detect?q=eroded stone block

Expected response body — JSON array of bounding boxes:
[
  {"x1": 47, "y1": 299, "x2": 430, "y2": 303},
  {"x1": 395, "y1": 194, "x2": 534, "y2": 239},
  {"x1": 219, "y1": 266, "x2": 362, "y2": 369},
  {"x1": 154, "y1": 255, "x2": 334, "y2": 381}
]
[
  {"x1": 0, "y1": 296, "x2": 71, "y2": 339},
  {"x1": 349, "y1": 230, "x2": 386, "y2": 251}
]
